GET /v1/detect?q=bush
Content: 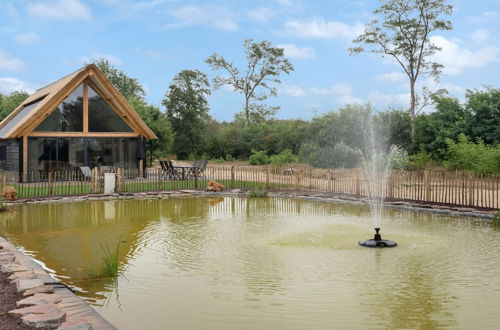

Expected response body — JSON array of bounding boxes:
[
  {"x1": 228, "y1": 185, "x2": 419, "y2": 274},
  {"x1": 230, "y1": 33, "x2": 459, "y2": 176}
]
[
  {"x1": 225, "y1": 154, "x2": 235, "y2": 162},
  {"x1": 494, "y1": 211, "x2": 500, "y2": 224},
  {"x1": 444, "y1": 134, "x2": 500, "y2": 174},
  {"x1": 249, "y1": 189, "x2": 268, "y2": 198},
  {"x1": 410, "y1": 149, "x2": 434, "y2": 170},
  {"x1": 248, "y1": 150, "x2": 270, "y2": 165},
  {"x1": 270, "y1": 149, "x2": 299, "y2": 166},
  {"x1": 215, "y1": 157, "x2": 225, "y2": 163}
]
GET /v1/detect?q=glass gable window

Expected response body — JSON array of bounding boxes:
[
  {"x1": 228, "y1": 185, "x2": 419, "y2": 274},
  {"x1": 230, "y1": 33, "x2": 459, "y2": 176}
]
[
  {"x1": 35, "y1": 85, "x2": 83, "y2": 132},
  {"x1": 88, "y1": 86, "x2": 132, "y2": 132}
]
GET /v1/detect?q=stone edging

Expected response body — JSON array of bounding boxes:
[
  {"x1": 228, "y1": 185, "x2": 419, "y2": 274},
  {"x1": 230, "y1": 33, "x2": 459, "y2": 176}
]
[
  {"x1": 0, "y1": 237, "x2": 116, "y2": 330},
  {"x1": 2, "y1": 189, "x2": 496, "y2": 219}
]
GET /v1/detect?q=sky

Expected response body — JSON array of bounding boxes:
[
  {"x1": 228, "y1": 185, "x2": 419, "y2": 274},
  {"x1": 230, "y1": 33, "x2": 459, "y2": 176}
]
[{"x1": 0, "y1": 0, "x2": 499, "y2": 121}]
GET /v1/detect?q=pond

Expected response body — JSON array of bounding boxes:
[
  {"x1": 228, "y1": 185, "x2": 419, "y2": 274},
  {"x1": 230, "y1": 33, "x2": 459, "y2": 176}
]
[{"x1": 1, "y1": 197, "x2": 500, "y2": 329}]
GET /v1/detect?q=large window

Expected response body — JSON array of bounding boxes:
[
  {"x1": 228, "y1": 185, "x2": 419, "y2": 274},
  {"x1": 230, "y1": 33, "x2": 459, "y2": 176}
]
[
  {"x1": 35, "y1": 85, "x2": 83, "y2": 132},
  {"x1": 88, "y1": 86, "x2": 132, "y2": 132},
  {"x1": 28, "y1": 137, "x2": 138, "y2": 172}
]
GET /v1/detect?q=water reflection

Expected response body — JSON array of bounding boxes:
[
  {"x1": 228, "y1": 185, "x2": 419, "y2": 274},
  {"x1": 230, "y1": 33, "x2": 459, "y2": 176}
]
[{"x1": 1, "y1": 197, "x2": 499, "y2": 330}]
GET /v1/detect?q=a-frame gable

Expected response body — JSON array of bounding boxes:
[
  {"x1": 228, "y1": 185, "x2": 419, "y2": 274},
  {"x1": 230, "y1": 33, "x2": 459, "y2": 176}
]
[{"x1": 0, "y1": 64, "x2": 157, "y2": 139}]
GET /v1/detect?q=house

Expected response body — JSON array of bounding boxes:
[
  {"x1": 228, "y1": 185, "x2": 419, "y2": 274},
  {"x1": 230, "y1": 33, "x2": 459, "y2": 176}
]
[{"x1": 0, "y1": 64, "x2": 157, "y2": 180}]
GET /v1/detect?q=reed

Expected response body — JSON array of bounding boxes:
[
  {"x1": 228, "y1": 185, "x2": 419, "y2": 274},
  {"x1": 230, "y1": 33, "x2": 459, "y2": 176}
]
[{"x1": 88, "y1": 242, "x2": 121, "y2": 279}]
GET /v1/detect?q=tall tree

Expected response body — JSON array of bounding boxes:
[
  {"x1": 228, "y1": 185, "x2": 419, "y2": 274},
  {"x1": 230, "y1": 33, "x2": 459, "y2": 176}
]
[
  {"x1": 206, "y1": 39, "x2": 294, "y2": 125},
  {"x1": 93, "y1": 58, "x2": 146, "y2": 100},
  {"x1": 349, "y1": 0, "x2": 453, "y2": 140},
  {"x1": 163, "y1": 70, "x2": 211, "y2": 159}
]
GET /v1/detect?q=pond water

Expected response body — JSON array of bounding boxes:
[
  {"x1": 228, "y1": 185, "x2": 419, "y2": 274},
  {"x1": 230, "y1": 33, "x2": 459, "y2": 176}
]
[{"x1": 1, "y1": 197, "x2": 500, "y2": 330}]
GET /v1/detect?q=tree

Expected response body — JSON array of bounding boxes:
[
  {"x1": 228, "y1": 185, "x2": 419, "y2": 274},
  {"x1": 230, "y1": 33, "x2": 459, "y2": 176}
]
[
  {"x1": 206, "y1": 39, "x2": 294, "y2": 125},
  {"x1": 93, "y1": 58, "x2": 146, "y2": 100},
  {"x1": 163, "y1": 70, "x2": 211, "y2": 159},
  {"x1": 0, "y1": 91, "x2": 30, "y2": 121},
  {"x1": 465, "y1": 87, "x2": 500, "y2": 145},
  {"x1": 128, "y1": 97, "x2": 173, "y2": 163},
  {"x1": 350, "y1": 0, "x2": 453, "y2": 140}
]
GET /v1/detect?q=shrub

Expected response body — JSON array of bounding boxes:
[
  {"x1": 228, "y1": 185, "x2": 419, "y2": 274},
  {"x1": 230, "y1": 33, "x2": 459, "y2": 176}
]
[
  {"x1": 225, "y1": 154, "x2": 235, "y2": 162},
  {"x1": 270, "y1": 149, "x2": 299, "y2": 166},
  {"x1": 88, "y1": 242, "x2": 121, "y2": 279},
  {"x1": 410, "y1": 149, "x2": 434, "y2": 170},
  {"x1": 249, "y1": 189, "x2": 268, "y2": 198},
  {"x1": 444, "y1": 134, "x2": 500, "y2": 174},
  {"x1": 248, "y1": 149, "x2": 270, "y2": 165},
  {"x1": 215, "y1": 157, "x2": 225, "y2": 164}
]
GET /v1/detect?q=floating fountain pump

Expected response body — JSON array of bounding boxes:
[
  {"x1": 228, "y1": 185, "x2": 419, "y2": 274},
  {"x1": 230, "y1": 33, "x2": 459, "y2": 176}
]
[{"x1": 359, "y1": 228, "x2": 397, "y2": 248}]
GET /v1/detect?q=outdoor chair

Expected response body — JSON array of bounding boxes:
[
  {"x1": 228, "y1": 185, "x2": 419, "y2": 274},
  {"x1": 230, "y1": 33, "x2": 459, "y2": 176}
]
[
  {"x1": 167, "y1": 161, "x2": 182, "y2": 179},
  {"x1": 79, "y1": 166, "x2": 92, "y2": 180},
  {"x1": 159, "y1": 160, "x2": 169, "y2": 177}
]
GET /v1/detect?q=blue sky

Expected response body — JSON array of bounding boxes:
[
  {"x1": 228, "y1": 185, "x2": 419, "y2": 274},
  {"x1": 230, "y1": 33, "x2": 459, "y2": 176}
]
[{"x1": 0, "y1": 0, "x2": 499, "y2": 121}]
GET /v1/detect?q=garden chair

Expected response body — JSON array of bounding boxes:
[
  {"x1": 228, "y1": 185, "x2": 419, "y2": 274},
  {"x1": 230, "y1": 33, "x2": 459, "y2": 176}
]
[
  {"x1": 79, "y1": 166, "x2": 92, "y2": 180},
  {"x1": 159, "y1": 161, "x2": 169, "y2": 178},
  {"x1": 167, "y1": 161, "x2": 182, "y2": 179}
]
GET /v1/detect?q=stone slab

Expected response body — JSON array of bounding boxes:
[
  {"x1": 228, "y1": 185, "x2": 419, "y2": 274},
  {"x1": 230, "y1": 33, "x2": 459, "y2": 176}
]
[
  {"x1": 9, "y1": 303, "x2": 60, "y2": 316},
  {"x1": 17, "y1": 278, "x2": 45, "y2": 292},
  {"x1": 17, "y1": 293, "x2": 62, "y2": 307},
  {"x1": 8, "y1": 271, "x2": 37, "y2": 280},
  {"x1": 24, "y1": 284, "x2": 55, "y2": 296},
  {"x1": 22, "y1": 310, "x2": 66, "y2": 328},
  {"x1": 57, "y1": 318, "x2": 92, "y2": 330},
  {"x1": 0, "y1": 254, "x2": 15, "y2": 264},
  {"x1": 1, "y1": 263, "x2": 28, "y2": 273}
]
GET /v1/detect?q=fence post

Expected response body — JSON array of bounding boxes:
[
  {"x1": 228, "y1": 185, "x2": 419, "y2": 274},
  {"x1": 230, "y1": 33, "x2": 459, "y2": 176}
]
[
  {"x1": 230, "y1": 166, "x2": 235, "y2": 188},
  {"x1": 194, "y1": 169, "x2": 199, "y2": 189},
  {"x1": 266, "y1": 166, "x2": 270, "y2": 189},
  {"x1": 2, "y1": 174, "x2": 5, "y2": 189},
  {"x1": 91, "y1": 168, "x2": 96, "y2": 194},
  {"x1": 356, "y1": 172, "x2": 361, "y2": 196},
  {"x1": 295, "y1": 169, "x2": 302, "y2": 190},
  {"x1": 468, "y1": 173, "x2": 474, "y2": 206},
  {"x1": 424, "y1": 170, "x2": 431, "y2": 201},
  {"x1": 48, "y1": 172, "x2": 53, "y2": 196},
  {"x1": 116, "y1": 168, "x2": 122, "y2": 193}
]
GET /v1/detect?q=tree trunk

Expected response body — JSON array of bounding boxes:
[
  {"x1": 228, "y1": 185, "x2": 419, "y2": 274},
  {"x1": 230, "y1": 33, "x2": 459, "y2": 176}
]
[
  {"x1": 244, "y1": 97, "x2": 250, "y2": 126},
  {"x1": 409, "y1": 79, "x2": 417, "y2": 142}
]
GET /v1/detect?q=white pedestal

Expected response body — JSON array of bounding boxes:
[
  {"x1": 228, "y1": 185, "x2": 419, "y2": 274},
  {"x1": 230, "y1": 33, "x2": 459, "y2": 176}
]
[{"x1": 104, "y1": 173, "x2": 116, "y2": 194}]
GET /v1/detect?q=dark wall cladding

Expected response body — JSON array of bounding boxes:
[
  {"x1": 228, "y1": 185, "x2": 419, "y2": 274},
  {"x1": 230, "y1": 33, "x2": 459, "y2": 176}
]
[{"x1": 0, "y1": 139, "x2": 21, "y2": 172}]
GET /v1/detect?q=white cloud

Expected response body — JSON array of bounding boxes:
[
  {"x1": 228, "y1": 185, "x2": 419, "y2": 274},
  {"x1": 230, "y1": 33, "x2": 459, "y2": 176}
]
[
  {"x1": 27, "y1": 0, "x2": 92, "y2": 22},
  {"x1": 431, "y1": 35, "x2": 499, "y2": 75},
  {"x1": 0, "y1": 48, "x2": 26, "y2": 71},
  {"x1": 311, "y1": 83, "x2": 362, "y2": 104},
  {"x1": 374, "y1": 72, "x2": 406, "y2": 83},
  {"x1": 280, "y1": 84, "x2": 306, "y2": 97},
  {"x1": 247, "y1": 7, "x2": 274, "y2": 23},
  {"x1": 277, "y1": 44, "x2": 315, "y2": 59},
  {"x1": 283, "y1": 18, "x2": 364, "y2": 41},
  {"x1": 78, "y1": 53, "x2": 122, "y2": 65},
  {"x1": 367, "y1": 90, "x2": 410, "y2": 109},
  {"x1": 0, "y1": 77, "x2": 36, "y2": 94},
  {"x1": 471, "y1": 29, "x2": 489, "y2": 43},
  {"x1": 14, "y1": 32, "x2": 42, "y2": 45},
  {"x1": 165, "y1": 5, "x2": 239, "y2": 31}
]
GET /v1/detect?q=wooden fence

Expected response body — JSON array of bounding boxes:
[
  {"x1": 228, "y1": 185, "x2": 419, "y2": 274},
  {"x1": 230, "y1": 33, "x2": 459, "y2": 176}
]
[{"x1": 0, "y1": 166, "x2": 498, "y2": 209}]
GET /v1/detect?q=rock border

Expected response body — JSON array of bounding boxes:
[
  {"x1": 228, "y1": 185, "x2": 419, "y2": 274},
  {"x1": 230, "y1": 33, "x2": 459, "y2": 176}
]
[
  {"x1": 2, "y1": 189, "x2": 496, "y2": 219},
  {"x1": 0, "y1": 237, "x2": 116, "y2": 330}
]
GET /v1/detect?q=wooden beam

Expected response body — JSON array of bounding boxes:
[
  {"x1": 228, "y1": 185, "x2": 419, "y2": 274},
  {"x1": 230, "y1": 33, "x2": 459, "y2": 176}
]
[
  {"x1": 83, "y1": 82, "x2": 88, "y2": 133},
  {"x1": 22, "y1": 136, "x2": 28, "y2": 182},
  {"x1": 27, "y1": 132, "x2": 140, "y2": 137}
]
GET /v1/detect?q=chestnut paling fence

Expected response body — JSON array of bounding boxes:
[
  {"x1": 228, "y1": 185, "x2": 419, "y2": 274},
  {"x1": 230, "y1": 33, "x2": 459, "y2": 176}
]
[{"x1": 0, "y1": 166, "x2": 498, "y2": 209}]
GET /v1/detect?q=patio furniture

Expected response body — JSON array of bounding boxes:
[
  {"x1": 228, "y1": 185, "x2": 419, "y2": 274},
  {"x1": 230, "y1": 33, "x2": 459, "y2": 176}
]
[{"x1": 79, "y1": 166, "x2": 92, "y2": 180}]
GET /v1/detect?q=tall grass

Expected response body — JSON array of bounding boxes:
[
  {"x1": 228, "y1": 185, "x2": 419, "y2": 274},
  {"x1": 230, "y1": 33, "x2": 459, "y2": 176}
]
[
  {"x1": 88, "y1": 242, "x2": 121, "y2": 279},
  {"x1": 248, "y1": 189, "x2": 268, "y2": 198}
]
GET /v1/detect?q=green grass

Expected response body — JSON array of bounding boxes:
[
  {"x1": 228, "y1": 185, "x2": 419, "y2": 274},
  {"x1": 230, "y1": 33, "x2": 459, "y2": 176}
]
[
  {"x1": 87, "y1": 242, "x2": 121, "y2": 279},
  {"x1": 248, "y1": 189, "x2": 268, "y2": 198},
  {"x1": 10, "y1": 179, "x2": 293, "y2": 198}
]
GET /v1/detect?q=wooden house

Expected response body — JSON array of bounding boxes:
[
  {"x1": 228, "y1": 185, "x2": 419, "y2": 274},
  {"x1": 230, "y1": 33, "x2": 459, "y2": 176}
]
[{"x1": 0, "y1": 64, "x2": 157, "y2": 180}]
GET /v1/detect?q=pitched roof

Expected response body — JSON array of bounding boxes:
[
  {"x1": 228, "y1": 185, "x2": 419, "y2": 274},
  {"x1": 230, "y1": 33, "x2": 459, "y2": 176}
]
[{"x1": 0, "y1": 64, "x2": 157, "y2": 139}]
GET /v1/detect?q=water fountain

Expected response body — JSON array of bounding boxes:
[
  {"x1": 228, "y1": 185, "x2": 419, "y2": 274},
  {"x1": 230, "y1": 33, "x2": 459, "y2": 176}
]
[{"x1": 357, "y1": 117, "x2": 400, "y2": 248}]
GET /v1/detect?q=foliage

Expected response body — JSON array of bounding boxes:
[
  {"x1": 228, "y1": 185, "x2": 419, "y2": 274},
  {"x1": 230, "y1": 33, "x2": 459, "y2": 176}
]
[
  {"x1": 163, "y1": 69, "x2": 211, "y2": 159},
  {"x1": 270, "y1": 149, "x2": 299, "y2": 166},
  {"x1": 0, "y1": 198, "x2": 6, "y2": 212},
  {"x1": 350, "y1": 0, "x2": 453, "y2": 139},
  {"x1": 465, "y1": 87, "x2": 500, "y2": 145},
  {"x1": 494, "y1": 211, "x2": 500, "y2": 224},
  {"x1": 248, "y1": 189, "x2": 268, "y2": 198},
  {"x1": 93, "y1": 58, "x2": 146, "y2": 100},
  {"x1": 0, "y1": 91, "x2": 30, "y2": 121},
  {"x1": 88, "y1": 242, "x2": 121, "y2": 279},
  {"x1": 128, "y1": 97, "x2": 173, "y2": 163},
  {"x1": 248, "y1": 150, "x2": 270, "y2": 165},
  {"x1": 206, "y1": 39, "x2": 294, "y2": 125},
  {"x1": 410, "y1": 149, "x2": 435, "y2": 170},
  {"x1": 444, "y1": 134, "x2": 500, "y2": 174}
]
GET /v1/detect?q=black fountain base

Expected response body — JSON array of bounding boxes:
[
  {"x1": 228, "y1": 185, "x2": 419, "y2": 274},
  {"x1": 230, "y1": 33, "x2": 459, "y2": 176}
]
[{"x1": 359, "y1": 228, "x2": 397, "y2": 248}]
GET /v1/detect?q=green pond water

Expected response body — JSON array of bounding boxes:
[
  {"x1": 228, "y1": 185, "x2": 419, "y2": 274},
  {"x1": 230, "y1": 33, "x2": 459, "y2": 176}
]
[{"x1": 1, "y1": 197, "x2": 500, "y2": 330}]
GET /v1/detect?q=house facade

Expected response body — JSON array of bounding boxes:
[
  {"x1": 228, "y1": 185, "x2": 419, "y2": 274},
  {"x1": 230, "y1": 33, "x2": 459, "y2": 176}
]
[{"x1": 0, "y1": 64, "x2": 156, "y2": 180}]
